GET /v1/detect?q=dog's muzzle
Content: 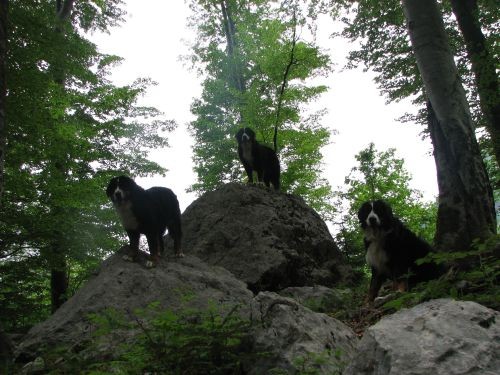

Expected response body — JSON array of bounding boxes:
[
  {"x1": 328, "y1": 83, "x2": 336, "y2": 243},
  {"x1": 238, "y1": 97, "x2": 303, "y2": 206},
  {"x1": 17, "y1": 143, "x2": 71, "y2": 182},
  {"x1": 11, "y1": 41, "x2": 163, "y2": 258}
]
[
  {"x1": 366, "y1": 211, "x2": 381, "y2": 227},
  {"x1": 113, "y1": 191, "x2": 123, "y2": 203}
]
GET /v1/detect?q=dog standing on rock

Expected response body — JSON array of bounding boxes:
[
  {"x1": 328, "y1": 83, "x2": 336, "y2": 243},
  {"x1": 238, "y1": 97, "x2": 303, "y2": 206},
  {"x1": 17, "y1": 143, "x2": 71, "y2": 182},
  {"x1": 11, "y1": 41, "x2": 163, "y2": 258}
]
[
  {"x1": 106, "y1": 175, "x2": 183, "y2": 268},
  {"x1": 235, "y1": 127, "x2": 280, "y2": 190}
]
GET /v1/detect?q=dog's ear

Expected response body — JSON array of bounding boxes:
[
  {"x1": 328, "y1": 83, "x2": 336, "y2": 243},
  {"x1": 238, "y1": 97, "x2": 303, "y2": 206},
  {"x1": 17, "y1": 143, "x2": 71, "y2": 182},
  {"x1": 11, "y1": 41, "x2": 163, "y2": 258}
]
[
  {"x1": 357, "y1": 201, "x2": 370, "y2": 224},
  {"x1": 120, "y1": 176, "x2": 137, "y2": 190},
  {"x1": 246, "y1": 127, "x2": 256, "y2": 140},
  {"x1": 381, "y1": 200, "x2": 393, "y2": 219},
  {"x1": 235, "y1": 128, "x2": 243, "y2": 142},
  {"x1": 106, "y1": 177, "x2": 117, "y2": 197}
]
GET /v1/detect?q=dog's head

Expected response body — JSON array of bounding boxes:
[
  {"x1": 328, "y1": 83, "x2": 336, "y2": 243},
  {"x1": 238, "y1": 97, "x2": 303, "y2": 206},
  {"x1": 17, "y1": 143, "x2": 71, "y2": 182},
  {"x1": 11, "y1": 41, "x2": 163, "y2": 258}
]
[
  {"x1": 358, "y1": 199, "x2": 394, "y2": 231},
  {"x1": 235, "y1": 127, "x2": 256, "y2": 145},
  {"x1": 106, "y1": 175, "x2": 137, "y2": 205}
]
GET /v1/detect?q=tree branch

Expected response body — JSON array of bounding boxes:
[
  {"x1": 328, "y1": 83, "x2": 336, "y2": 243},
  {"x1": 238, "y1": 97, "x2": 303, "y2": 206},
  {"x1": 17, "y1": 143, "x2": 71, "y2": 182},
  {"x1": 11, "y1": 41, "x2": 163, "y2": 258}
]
[
  {"x1": 56, "y1": 0, "x2": 75, "y2": 21},
  {"x1": 273, "y1": 9, "x2": 297, "y2": 153}
]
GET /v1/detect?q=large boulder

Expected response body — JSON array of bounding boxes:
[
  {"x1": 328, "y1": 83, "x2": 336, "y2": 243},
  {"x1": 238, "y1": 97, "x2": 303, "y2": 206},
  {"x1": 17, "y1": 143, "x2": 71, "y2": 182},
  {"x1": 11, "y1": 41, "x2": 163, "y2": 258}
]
[
  {"x1": 16, "y1": 183, "x2": 357, "y2": 373},
  {"x1": 179, "y1": 183, "x2": 352, "y2": 292},
  {"x1": 16, "y1": 250, "x2": 358, "y2": 375},
  {"x1": 243, "y1": 292, "x2": 358, "y2": 374},
  {"x1": 344, "y1": 298, "x2": 500, "y2": 375},
  {"x1": 16, "y1": 248, "x2": 253, "y2": 360}
]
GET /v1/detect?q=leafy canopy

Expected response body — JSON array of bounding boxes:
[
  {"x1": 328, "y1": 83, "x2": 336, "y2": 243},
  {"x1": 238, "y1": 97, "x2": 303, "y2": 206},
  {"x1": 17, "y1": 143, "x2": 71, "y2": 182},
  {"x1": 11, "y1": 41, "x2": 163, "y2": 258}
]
[
  {"x1": 0, "y1": 0, "x2": 174, "y2": 329},
  {"x1": 187, "y1": 0, "x2": 334, "y2": 216}
]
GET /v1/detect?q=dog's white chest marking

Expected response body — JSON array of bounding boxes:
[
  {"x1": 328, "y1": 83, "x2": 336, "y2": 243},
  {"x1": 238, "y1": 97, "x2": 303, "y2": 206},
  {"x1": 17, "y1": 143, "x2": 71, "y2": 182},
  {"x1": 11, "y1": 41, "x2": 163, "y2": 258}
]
[
  {"x1": 241, "y1": 142, "x2": 253, "y2": 166},
  {"x1": 115, "y1": 200, "x2": 139, "y2": 230},
  {"x1": 365, "y1": 228, "x2": 389, "y2": 274}
]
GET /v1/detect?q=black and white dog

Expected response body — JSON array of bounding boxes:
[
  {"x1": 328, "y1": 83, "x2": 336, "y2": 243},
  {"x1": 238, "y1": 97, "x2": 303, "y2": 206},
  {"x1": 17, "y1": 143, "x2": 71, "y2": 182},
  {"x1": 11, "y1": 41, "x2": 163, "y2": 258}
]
[
  {"x1": 358, "y1": 200, "x2": 441, "y2": 302},
  {"x1": 106, "y1": 176, "x2": 183, "y2": 267},
  {"x1": 235, "y1": 127, "x2": 280, "y2": 190}
]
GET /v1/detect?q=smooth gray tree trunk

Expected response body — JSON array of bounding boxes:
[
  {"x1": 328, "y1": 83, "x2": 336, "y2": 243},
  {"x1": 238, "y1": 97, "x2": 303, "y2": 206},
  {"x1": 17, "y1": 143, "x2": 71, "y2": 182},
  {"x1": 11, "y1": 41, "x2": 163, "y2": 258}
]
[{"x1": 402, "y1": 0, "x2": 496, "y2": 251}]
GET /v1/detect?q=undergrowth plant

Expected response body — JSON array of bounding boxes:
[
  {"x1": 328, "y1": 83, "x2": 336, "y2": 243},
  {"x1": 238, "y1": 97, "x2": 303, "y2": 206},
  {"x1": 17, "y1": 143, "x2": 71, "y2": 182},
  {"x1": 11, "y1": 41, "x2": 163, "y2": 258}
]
[
  {"x1": 269, "y1": 349, "x2": 344, "y2": 375},
  {"x1": 383, "y1": 235, "x2": 500, "y2": 311},
  {"x1": 41, "y1": 302, "x2": 253, "y2": 374}
]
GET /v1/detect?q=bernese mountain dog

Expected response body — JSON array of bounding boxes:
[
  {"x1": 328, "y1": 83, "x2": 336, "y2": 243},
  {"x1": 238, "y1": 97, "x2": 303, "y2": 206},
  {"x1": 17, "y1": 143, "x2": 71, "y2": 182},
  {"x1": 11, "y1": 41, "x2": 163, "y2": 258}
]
[
  {"x1": 358, "y1": 199, "x2": 442, "y2": 302},
  {"x1": 235, "y1": 127, "x2": 280, "y2": 190},
  {"x1": 106, "y1": 175, "x2": 183, "y2": 267}
]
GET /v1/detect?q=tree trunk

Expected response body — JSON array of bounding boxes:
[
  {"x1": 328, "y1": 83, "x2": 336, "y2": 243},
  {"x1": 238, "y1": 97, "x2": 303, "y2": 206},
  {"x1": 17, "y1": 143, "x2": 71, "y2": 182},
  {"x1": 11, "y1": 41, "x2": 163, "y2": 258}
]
[
  {"x1": 219, "y1": 0, "x2": 245, "y2": 94},
  {"x1": 449, "y1": 0, "x2": 500, "y2": 167},
  {"x1": 0, "y1": 0, "x2": 7, "y2": 207},
  {"x1": 50, "y1": 244, "x2": 69, "y2": 312},
  {"x1": 274, "y1": 9, "x2": 297, "y2": 153},
  {"x1": 48, "y1": 0, "x2": 74, "y2": 313},
  {"x1": 402, "y1": 0, "x2": 496, "y2": 252}
]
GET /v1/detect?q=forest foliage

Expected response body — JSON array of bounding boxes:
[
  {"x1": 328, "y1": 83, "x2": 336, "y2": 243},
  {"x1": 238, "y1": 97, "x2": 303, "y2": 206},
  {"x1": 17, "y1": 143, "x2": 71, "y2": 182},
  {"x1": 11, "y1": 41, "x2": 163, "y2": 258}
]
[
  {"x1": 0, "y1": 0, "x2": 498, "y2": 351},
  {"x1": 186, "y1": 0, "x2": 335, "y2": 215},
  {"x1": 1, "y1": 0, "x2": 174, "y2": 330}
]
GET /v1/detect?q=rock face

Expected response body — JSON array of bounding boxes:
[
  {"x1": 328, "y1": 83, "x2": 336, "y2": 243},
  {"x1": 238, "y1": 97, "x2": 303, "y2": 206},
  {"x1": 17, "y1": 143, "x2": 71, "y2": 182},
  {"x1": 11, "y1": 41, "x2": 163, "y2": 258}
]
[
  {"x1": 244, "y1": 292, "x2": 357, "y2": 374},
  {"x1": 16, "y1": 184, "x2": 358, "y2": 373},
  {"x1": 179, "y1": 183, "x2": 352, "y2": 292},
  {"x1": 344, "y1": 299, "x2": 500, "y2": 375},
  {"x1": 278, "y1": 285, "x2": 350, "y2": 313},
  {"x1": 17, "y1": 248, "x2": 253, "y2": 359}
]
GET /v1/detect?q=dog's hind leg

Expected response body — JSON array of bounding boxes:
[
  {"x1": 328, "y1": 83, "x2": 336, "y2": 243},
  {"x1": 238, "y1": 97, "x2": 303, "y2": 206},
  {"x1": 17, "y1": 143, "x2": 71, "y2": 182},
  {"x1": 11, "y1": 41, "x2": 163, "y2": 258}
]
[
  {"x1": 263, "y1": 171, "x2": 271, "y2": 188},
  {"x1": 168, "y1": 221, "x2": 183, "y2": 258},
  {"x1": 158, "y1": 232, "x2": 165, "y2": 255},
  {"x1": 123, "y1": 230, "x2": 140, "y2": 262}
]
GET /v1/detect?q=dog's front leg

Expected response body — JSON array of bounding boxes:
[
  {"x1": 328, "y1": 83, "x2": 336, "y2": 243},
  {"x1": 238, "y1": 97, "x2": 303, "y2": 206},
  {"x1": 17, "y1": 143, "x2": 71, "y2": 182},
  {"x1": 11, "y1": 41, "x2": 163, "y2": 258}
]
[
  {"x1": 243, "y1": 164, "x2": 254, "y2": 184},
  {"x1": 145, "y1": 233, "x2": 160, "y2": 268},
  {"x1": 123, "y1": 230, "x2": 140, "y2": 262},
  {"x1": 367, "y1": 269, "x2": 384, "y2": 303}
]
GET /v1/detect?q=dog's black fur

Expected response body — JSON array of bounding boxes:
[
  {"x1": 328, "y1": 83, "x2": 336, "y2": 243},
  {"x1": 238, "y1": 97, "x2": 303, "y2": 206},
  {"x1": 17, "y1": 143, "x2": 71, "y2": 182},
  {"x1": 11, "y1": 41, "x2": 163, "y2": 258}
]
[
  {"x1": 106, "y1": 176, "x2": 182, "y2": 267},
  {"x1": 235, "y1": 127, "x2": 280, "y2": 190},
  {"x1": 358, "y1": 200, "x2": 441, "y2": 302}
]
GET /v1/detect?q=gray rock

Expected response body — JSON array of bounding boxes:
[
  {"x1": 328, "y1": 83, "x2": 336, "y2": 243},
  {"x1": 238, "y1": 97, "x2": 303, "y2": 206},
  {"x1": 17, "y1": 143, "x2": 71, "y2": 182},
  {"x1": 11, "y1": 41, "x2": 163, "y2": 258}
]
[
  {"x1": 179, "y1": 183, "x2": 352, "y2": 292},
  {"x1": 16, "y1": 249, "x2": 253, "y2": 360},
  {"x1": 20, "y1": 356, "x2": 45, "y2": 374},
  {"x1": 344, "y1": 298, "x2": 500, "y2": 375},
  {"x1": 16, "y1": 183, "x2": 357, "y2": 371},
  {"x1": 244, "y1": 292, "x2": 358, "y2": 374},
  {"x1": 279, "y1": 285, "x2": 350, "y2": 313}
]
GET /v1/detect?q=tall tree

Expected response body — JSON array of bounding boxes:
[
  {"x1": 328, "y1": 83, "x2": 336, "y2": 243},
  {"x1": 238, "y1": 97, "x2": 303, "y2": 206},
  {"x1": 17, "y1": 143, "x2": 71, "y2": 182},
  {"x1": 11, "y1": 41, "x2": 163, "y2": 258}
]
[
  {"x1": 402, "y1": 0, "x2": 496, "y2": 251},
  {"x1": 0, "y1": 0, "x2": 6, "y2": 207},
  {"x1": 49, "y1": 0, "x2": 76, "y2": 313},
  {"x1": 188, "y1": 0, "x2": 334, "y2": 215},
  {"x1": 449, "y1": 0, "x2": 499, "y2": 166},
  {"x1": 1, "y1": 0, "x2": 173, "y2": 323},
  {"x1": 317, "y1": 0, "x2": 499, "y2": 164}
]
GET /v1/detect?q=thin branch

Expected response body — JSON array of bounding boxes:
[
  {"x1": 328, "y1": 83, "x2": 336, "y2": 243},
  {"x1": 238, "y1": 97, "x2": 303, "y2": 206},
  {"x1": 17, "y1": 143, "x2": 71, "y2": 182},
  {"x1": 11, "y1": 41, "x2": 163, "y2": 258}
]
[
  {"x1": 273, "y1": 9, "x2": 297, "y2": 153},
  {"x1": 56, "y1": 0, "x2": 75, "y2": 21}
]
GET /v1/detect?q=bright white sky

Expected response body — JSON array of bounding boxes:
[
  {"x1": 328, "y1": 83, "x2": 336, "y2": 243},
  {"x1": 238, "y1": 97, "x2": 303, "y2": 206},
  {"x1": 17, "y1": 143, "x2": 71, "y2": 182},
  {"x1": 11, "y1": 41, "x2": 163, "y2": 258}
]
[{"x1": 91, "y1": 0, "x2": 438, "y2": 214}]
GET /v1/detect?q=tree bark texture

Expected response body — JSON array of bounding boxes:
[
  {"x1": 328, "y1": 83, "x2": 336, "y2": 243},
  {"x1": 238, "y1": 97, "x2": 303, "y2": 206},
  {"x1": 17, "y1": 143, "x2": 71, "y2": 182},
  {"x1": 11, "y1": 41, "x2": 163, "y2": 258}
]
[
  {"x1": 0, "y1": 0, "x2": 6, "y2": 207},
  {"x1": 450, "y1": 0, "x2": 500, "y2": 167},
  {"x1": 50, "y1": 252, "x2": 69, "y2": 312},
  {"x1": 402, "y1": 0, "x2": 496, "y2": 251}
]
